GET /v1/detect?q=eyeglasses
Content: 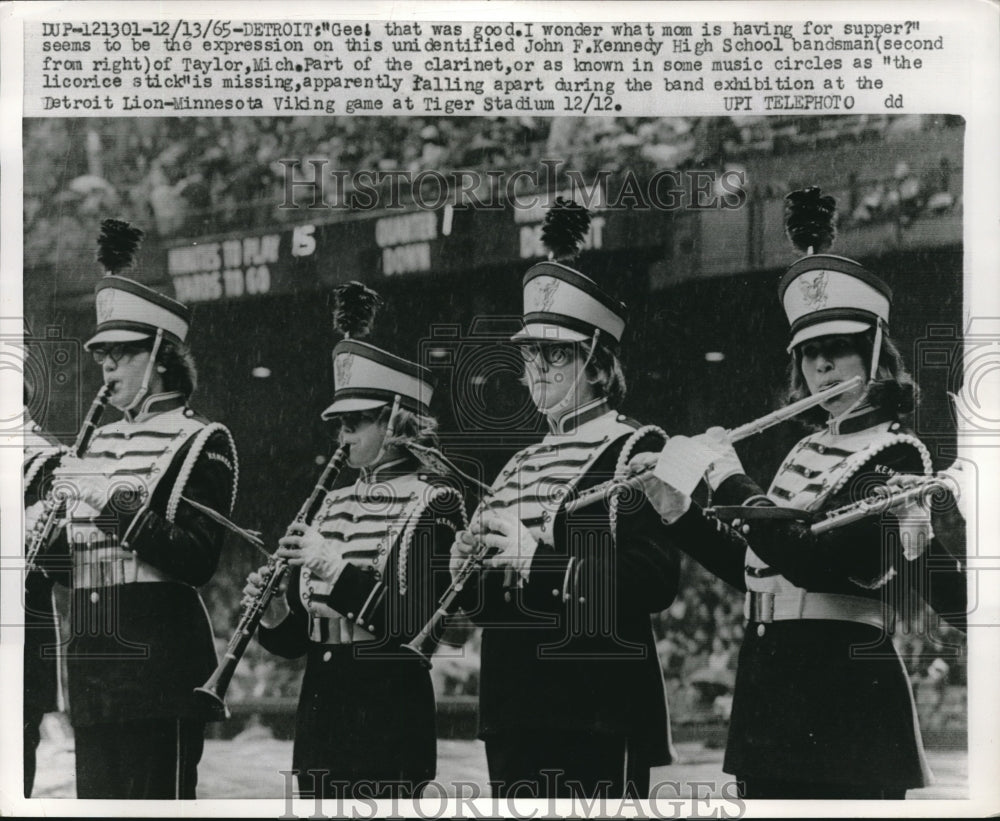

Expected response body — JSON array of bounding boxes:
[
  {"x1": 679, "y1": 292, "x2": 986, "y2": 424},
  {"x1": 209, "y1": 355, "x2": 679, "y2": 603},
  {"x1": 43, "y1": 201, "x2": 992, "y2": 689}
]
[
  {"x1": 91, "y1": 344, "x2": 149, "y2": 365},
  {"x1": 331, "y1": 411, "x2": 379, "y2": 431},
  {"x1": 517, "y1": 342, "x2": 578, "y2": 367},
  {"x1": 799, "y1": 336, "x2": 859, "y2": 361}
]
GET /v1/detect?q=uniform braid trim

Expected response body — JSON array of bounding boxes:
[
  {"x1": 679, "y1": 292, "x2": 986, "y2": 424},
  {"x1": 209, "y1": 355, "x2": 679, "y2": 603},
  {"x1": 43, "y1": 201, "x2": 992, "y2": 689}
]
[
  {"x1": 829, "y1": 432, "x2": 933, "y2": 498},
  {"x1": 166, "y1": 422, "x2": 239, "y2": 522},
  {"x1": 610, "y1": 425, "x2": 667, "y2": 540},
  {"x1": 828, "y1": 433, "x2": 931, "y2": 590},
  {"x1": 23, "y1": 446, "x2": 66, "y2": 493},
  {"x1": 398, "y1": 484, "x2": 467, "y2": 595}
]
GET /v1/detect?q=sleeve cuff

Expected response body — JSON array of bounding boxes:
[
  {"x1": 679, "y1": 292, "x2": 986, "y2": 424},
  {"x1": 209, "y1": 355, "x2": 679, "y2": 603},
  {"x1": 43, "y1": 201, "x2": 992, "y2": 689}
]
[
  {"x1": 328, "y1": 562, "x2": 382, "y2": 627},
  {"x1": 121, "y1": 507, "x2": 159, "y2": 552},
  {"x1": 714, "y1": 473, "x2": 763, "y2": 505}
]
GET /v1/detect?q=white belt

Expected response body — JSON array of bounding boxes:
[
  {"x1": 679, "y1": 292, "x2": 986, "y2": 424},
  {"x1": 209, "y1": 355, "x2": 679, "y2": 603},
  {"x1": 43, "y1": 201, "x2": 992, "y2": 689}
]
[
  {"x1": 71, "y1": 547, "x2": 173, "y2": 588},
  {"x1": 68, "y1": 519, "x2": 173, "y2": 588},
  {"x1": 745, "y1": 590, "x2": 889, "y2": 631},
  {"x1": 308, "y1": 614, "x2": 375, "y2": 645}
]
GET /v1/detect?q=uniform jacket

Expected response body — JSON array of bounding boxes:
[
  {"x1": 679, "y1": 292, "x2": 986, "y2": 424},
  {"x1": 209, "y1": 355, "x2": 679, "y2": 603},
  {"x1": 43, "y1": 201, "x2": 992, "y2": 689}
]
[
  {"x1": 258, "y1": 457, "x2": 465, "y2": 783},
  {"x1": 461, "y1": 399, "x2": 681, "y2": 767},
  {"x1": 24, "y1": 437, "x2": 65, "y2": 717},
  {"x1": 34, "y1": 392, "x2": 238, "y2": 727},
  {"x1": 665, "y1": 406, "x2": 940, "y2": 790}
]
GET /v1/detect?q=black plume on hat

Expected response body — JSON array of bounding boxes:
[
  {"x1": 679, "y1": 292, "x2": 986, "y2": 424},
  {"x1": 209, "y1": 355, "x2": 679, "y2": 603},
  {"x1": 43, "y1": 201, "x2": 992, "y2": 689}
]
[
  {"x1": 784, "y1": 187, "x2": 837, "y2": 255},
  {"x1": 333, "y1": 281, "x2": 383, "y2": 340},
  {"x1": 97, "y1": 219, "x2": 144, "y2": 275},
  {"x1": 541, "y1": 196, "x2": 591, "y2": 263}
]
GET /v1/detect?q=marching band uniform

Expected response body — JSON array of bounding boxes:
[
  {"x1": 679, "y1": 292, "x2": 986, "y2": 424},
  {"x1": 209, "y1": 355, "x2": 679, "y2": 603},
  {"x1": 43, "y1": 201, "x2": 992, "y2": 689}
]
[
  {"x1": 257, "y1": 341, "x2": 466, "y2": 798},
  {"x1": 461, "y1": 263, "x2": 681, "y2": 797},
  {"x1": 22, "y1": 419, "x2": 63, "y2": 797},
  {"x1": 655, "y1": 254, "x2": 949, "y2": 798},
  {"x1": 30, "y1": 276, "x2": 238, "y2": 799}
]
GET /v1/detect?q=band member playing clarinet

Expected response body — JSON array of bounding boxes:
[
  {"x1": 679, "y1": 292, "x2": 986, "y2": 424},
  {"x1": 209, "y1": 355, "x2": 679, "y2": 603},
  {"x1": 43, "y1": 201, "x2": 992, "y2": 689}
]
[
  {"x1": 243, "y1": 283, "x2": 466, "y2": 800},
  {"x1": 450, "y1": 200, "x2": 681, "y2": 799},
  {"x1": 22, "y1": 376, "x2": 64, "y2": 798},
  {"x1": 629, "y1": 189, "x2": 962, "y2": 799},
  {"x1": 27, "y1": 221, "x2": 238, "y2": 799}
]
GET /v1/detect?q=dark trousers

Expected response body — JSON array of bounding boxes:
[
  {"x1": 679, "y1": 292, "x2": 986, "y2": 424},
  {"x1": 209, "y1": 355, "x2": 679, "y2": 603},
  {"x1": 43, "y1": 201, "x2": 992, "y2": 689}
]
[
  {"x1": 737, "y1": 778, "x2": 907, "y2": 800},
  {"x1": 24, "y1": 707, "x2": 44, "y2": 798},
  {"x1": 486, "y1": 731, "x2": 650, "y2": 798},
  {"x1": 296, "y1": 771, "x2": 425, "y2": 800},
  {"x1": 74, "y1": 718, "x2": 205, "y2": 799}
]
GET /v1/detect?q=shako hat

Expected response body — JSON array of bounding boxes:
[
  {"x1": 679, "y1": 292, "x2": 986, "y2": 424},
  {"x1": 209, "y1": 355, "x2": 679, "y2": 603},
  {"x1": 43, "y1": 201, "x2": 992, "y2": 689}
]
[
  {"x1": 86, "y1": 275, "x2": 191, "y2": 350},
  {"x1": 322, "y1": 339, "x2": 434, "y2": 418},
  {"x1": 84, "y1": 219, "x2": 191, "y2": 350},
  {"x1": 321, "y1": 280, "x2": 433, "y2": 418},
  {"x1": 779, "y1": 188, "x2": 892, "y2": 354},
  {"x1": 511, "y1": 197, "x2": 627, "y2": 345}
]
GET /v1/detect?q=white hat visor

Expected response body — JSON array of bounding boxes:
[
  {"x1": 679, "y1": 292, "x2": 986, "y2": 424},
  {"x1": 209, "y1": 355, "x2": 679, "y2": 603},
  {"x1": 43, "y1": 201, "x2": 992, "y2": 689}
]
[
  {"x1": 787, "y1": 319, "x2": 873, "y2": 352},
  {"x1": 84, "y1": 328, "x2": 153, "y2": 348},
  {"x1": 321, "y1": 397, "x2": 388, "y2": 418}
]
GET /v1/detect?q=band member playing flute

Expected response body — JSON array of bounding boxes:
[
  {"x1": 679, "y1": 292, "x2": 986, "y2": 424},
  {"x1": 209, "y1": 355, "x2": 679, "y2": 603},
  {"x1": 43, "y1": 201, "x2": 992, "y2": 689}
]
[
  {"x1": 244, "y1": 284, "x2": 466, "y2": 800},
  {"x1": 629, "y1": 189, "x2": 964, "y2": 799},
  {"x1": 27, "y1": 222, "x2": 238, "y2": 799},
  {"x1": 450, "y1": 200, "x2": 681, "y2": 799}
]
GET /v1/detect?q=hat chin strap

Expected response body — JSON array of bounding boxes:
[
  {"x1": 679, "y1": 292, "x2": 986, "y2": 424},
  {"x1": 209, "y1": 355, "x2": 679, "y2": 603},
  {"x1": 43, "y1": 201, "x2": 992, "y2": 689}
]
[
  {"x1": 123, "y1": 328, "x2": 164, "y2": 415},
  {"x1": 371, "y1": 393, "x2": 402, "y2": 466},
  {"x1": 870, "y1": 317, "x2": 884, "y2": 381},
  {"x1": 546, "y1": 329, "x2": 600, "y2": 420},
  {"x1": 829, "y1": 318, "x2": 886, "y2": 424}
]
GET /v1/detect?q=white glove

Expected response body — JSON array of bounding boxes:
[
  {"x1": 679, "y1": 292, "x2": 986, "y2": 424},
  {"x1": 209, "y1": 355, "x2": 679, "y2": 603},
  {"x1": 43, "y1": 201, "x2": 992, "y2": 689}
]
[
  {"x1": 59, "y1": 472, "x2": 114, "y2": 513},
  {"x1": 693, "y1": 426, "x2": 745, "y2": 491},
  {"x1": 468, "y1": 511, "x2": 539, "y2": 581},
  {"x1": 890, "y1": 495, "x2": 935, "y2": 561},
  {"x1": 24, "y1": 500, "x2": 45, "y2": 537},
  {"x1": 55, "y1": 459, "x2": 146, "y2": 514},
  {"x1": 277, "y1": 522, "x2": 345, "y2": 581},
  {"x1": 627, "y1": 452, "x2": 691, "y2": 524},
  {"x1": 937, "y1": 460, "x2": 970, "y2": 522},
  {"x1": 242, "y1": 563, "x2": 291, "y2": 628}
]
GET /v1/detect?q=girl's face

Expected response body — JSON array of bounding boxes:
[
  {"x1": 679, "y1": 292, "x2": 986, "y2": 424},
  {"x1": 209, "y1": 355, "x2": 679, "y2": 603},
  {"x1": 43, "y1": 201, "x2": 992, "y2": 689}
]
[
  {"x1": 799, "y1": 334, "x2": 868, "y2": 417},
  {"x1": 93, "y1": 342, "x2": 160, "y2": 411},
  {"x1": 336, "y1": 411, "x2": 388, "y2": 467},
  {"x1": 520, "y1": 341, "x2": 585, "y2": 413}
]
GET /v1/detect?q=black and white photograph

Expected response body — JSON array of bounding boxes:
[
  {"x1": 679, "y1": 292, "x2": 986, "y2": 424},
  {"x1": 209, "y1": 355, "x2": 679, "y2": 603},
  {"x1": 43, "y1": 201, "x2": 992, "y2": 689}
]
[{"x1": 2, "y1": 2, "x2": 999, "y2": 818}]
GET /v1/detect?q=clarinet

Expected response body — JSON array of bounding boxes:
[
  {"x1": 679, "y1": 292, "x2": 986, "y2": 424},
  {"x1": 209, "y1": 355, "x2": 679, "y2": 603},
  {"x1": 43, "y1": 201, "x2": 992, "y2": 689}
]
[
  {"x1": 194, "y1": 445, "x2": 349, "y2": 720},
  {"x1": 25, "y1": 383, "x2": 112, "y2": 575},
  {"x1": 402, "y1": 485, "x2": 495, "y2": 669},
  {"x1": 401, "y1": 541, "x2": 496, "y2": 669}
]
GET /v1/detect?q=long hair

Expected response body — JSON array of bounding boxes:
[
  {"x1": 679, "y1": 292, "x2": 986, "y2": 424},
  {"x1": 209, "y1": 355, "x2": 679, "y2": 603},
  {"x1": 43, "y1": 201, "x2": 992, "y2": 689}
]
[
  {"x1": 376, "y1": 404, "x2": 440, "y2": 451},
  {"x1": 786, "y1": 329, "x2": 918, "y2": 427},
  {"x1": 586, "y1": 339, "x2": 627, "y2": 408},
  {"x1": 517, "y1": 337, "x2": 628, "y2": 409},
  {"x1": 157, "y1": 340, "x2": 198, "y2": 398}
]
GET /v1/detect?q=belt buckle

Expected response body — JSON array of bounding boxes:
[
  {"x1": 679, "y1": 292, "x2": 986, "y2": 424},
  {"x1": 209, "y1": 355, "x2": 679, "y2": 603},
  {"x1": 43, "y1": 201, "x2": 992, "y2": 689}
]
[
  {"x1": 309, "y1": 615, "x2": 326, "y2": 643},
  {"x1": 750, "y1": 591, "x2": 775, "y2": 623}
]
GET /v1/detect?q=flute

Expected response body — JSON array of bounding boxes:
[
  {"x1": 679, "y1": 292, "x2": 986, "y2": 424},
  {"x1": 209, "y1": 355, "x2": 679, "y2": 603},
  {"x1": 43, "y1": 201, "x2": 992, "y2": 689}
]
[
  {"x1": 563, "y1": 376, "x2": 863, "y2": 514},
  {"x1": 811, "y1": 476, "x2": 950, "y2": 535}
]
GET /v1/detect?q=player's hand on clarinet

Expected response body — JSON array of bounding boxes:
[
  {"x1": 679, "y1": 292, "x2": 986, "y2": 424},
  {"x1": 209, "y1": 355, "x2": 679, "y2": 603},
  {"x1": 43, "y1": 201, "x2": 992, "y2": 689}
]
[
  {"x1": 277, "y1": 522, "x2": 345, "y2": 581},
  {"x1": 242, "y1": 563, "x2": 290, "y2": 626},
  {"x1": 456, "y1": 512, "x2": 539, "y2": 581}
]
